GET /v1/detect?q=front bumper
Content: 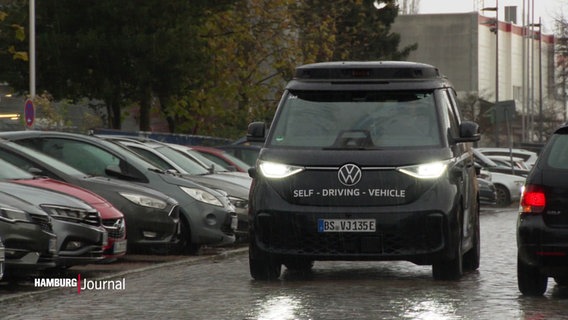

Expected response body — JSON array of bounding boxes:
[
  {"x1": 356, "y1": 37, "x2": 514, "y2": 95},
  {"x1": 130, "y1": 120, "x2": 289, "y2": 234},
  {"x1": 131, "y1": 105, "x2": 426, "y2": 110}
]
[
  {"x1": 250, "y1": 179, "x2": 461, "y2": 265},
  {"x1": 122, "y1": 205, "x2": 180, "y2": 251},
  {"x1": 51, "y1": 219, "x2": 107, "y2": 267},
  {"x1": 0, "y1": 222, "x2": 57, "y2": 271},
  {"x1": 180, "y1": 200, "x2": 237, "y2": 247}
]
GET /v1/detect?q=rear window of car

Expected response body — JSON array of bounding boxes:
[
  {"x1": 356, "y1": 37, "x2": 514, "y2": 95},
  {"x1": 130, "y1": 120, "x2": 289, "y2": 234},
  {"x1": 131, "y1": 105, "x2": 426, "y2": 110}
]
[
  {"x1": 268, "y1": 90, "x2": 441, "y2": 149},
  {"x1": 546, "y1": 135, "x2": 568, "y2": 170}
]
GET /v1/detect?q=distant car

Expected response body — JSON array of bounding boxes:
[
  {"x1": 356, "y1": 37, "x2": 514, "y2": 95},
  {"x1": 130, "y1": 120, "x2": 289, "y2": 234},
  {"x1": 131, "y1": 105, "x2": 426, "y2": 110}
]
[
  {"x1": 188, "y1": 145, "x2": 252, "y2": 173},
  {"x1": 478, "y1": 178, "x2": 496, "y2": 206},
  {"x1": 473, "y1": 148, "x2": 529, "y2": 177},
  {"x1": 486, "y1": 155, "x2": 530, "y2": 171},
  {"x1": 0, "y1": 130, "x2": 237, "y2": 254},
  {"x1": 217, "y1": 143, "x2": 261, "y2": 167},
  {"x1": 0, "y1": 181, "x2": 107, "y2": 268},
  {"x1": 476, "y1": 147, "x2": 538, "y2": 169},
  {"x1": 0, "y1": 139, "x2": 181, "y2": 254},
  {"x1": 0, "y1": 191, "x2": 58, "y2": 275},
  {"x1": 517, "y1": 125, "x2": 568, "y2": 296}
]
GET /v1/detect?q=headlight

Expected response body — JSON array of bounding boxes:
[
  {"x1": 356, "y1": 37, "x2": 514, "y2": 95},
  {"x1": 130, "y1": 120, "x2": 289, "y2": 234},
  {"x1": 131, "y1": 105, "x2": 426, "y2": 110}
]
[
  {"x1": 0, "y1": 207, "x2": 31, "y2": 222},
  {"x1": 41, "y1": 205, "x2": 101, "y2": 226},
  {"x1": 228, "y1": 196, "x2": 248, "y2": 209},
  {"x1": 259, "y1": 161, "x2": 304, "y2": 178},
  {"x1": 119, "y1": 192, "x2": 168, "y2": 210},
  {"x1": 397, "y1": 161, "x2": 448, "y2": 179},
  {"x1": 180, "y1": 187, "x2": 223, "y2": 207}
]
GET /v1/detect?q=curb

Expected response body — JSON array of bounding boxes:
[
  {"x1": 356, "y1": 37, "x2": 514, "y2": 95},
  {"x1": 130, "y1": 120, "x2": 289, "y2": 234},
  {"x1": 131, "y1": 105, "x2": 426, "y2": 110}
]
[{"x1": 0, "y1": 246, "x2": 249, "y2": 303}]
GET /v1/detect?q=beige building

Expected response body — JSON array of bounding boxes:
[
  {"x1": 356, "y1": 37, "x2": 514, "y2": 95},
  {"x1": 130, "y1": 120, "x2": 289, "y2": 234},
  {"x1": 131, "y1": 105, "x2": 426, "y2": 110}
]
[{"x1": 392, "y1": 11, "x2": 556, "y2": 146}]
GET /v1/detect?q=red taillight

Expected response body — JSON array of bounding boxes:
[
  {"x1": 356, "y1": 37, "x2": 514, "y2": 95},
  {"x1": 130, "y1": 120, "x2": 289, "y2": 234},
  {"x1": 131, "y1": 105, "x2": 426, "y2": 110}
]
[{"x1": 520, "y1": 184, "x2": 546, "y2": 213}]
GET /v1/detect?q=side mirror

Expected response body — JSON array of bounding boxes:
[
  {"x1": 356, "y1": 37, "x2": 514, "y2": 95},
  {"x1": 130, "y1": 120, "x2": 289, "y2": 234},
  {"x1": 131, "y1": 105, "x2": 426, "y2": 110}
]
[
  {"x1": 454, "y1": 121, "x2": 481, "y2": 143},
  {"x1": 247, "y1": 122, "x2": 266, "y2": 143}
]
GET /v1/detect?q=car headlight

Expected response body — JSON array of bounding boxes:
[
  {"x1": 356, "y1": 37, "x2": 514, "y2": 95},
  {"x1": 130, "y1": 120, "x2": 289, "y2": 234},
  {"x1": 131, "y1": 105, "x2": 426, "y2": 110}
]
[
  {"x1": 228, "y1": 196, "x2": 248, "y2": 209},
  {"x1": 41, "y1": 205, "x2": 101, "y2": 226},
  {"x1": 397, "y1": 161, "x2": 448, "y2": 179},
  {"x1": 259, "y1": 161, "x2": 304, "y2": 178},
  {"x1": 119, "y1": 192, "x2": 168, "y2": 210},
  {"x1": 180, "y1": 187, "x2": 223, "y2": 207},
  {"x1": 0, "y1": 207, "x2": 31, "y2": 222}
]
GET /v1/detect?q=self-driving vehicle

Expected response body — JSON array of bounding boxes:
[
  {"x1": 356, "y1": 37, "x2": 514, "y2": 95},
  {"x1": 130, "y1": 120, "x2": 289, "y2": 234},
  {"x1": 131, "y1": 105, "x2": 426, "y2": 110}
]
[{"x1": 247, "y1": 61, "x2": 481, "y2": 280}]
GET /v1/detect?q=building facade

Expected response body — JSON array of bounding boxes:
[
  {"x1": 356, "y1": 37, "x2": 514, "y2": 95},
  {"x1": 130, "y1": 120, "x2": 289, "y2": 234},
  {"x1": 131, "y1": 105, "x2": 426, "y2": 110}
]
[{"x1": 392, "y1": 11, "x2": 556, "y2": 146}]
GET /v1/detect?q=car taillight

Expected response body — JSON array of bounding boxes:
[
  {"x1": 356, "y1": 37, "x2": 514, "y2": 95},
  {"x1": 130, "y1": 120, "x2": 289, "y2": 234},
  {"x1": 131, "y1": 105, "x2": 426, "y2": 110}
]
[{"x1": 520, "y1": 184, "x2": 546, "y2": 214}]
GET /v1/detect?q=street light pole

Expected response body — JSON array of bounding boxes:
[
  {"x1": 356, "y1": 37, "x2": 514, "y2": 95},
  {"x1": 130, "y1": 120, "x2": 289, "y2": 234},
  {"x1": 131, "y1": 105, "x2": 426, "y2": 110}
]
[
  {"x1": 29, "y1": 0, "x2": 35, "y2": 99},
  {"x1": 482, "y1": 1, "x2": 499, "y2": 146}
]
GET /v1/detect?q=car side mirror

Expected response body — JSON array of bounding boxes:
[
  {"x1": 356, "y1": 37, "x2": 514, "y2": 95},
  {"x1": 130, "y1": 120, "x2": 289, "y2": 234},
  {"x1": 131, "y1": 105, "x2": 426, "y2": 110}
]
[
  {"x1": 454, "y1": 121, "x2": 481, "y2": 143},
  {"x1": 247, "y1": 122, "x2": 266, "y2": 143}
]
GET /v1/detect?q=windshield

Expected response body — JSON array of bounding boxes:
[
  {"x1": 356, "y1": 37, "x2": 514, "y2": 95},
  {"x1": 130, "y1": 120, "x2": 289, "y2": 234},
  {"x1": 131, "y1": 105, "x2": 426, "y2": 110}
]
[
  {"x1": 0, "y1": 158, "x2": 35, "y2": 180},
  {"x1": 155, "y1": 145, "x2": 210, "y2": 175},
  {"x1": 268, "y1": 90, "x2": 441, "y2": 149}
]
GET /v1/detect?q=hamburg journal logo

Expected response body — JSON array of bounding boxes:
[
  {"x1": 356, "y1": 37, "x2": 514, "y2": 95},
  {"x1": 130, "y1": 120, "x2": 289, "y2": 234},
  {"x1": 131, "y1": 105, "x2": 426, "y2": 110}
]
[{"x1": 34, "y1": 274, "x2": 126, "y2": 294}]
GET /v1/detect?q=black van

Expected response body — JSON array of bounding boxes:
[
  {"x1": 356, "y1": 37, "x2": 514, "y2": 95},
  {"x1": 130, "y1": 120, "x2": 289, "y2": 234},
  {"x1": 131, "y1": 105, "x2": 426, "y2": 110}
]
[{"x1": 247, "y1": 61, "x2": 481, "y2": 280}]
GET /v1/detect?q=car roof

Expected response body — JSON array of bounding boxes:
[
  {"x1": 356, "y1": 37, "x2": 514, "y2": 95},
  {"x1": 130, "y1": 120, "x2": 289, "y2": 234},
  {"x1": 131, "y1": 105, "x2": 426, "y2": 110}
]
[{"x1": 287, "y1": 61, "x2": 453, "y2": 91}]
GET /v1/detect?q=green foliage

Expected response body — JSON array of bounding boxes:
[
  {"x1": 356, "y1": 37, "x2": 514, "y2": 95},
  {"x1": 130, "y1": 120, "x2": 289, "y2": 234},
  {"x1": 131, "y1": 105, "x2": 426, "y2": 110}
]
[{"x1": 0, "y1": 0, "x2": 414, "y2": 138}]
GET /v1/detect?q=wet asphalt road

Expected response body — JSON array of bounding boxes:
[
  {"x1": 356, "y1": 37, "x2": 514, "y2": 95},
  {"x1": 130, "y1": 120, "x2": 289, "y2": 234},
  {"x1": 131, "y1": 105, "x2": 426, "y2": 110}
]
[{"x1": 2, "y1": 205, "x2": 568, "y2": 319}]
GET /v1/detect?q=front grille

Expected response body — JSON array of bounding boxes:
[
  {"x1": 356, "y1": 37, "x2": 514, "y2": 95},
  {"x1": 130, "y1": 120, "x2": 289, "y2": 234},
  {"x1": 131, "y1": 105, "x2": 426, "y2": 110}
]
[
  {"x1": 102, "y1": 218, "x2": 126, "y2": 239},
  {"x1": 256, "y1": 212, "x2": 444, "y2": 257},
  {"x1": 29, "y1": 213, "x2": 53, "y2": 233}
]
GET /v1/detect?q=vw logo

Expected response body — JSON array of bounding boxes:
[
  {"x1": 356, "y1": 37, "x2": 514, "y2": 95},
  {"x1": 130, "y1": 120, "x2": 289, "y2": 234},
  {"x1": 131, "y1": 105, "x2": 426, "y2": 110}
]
[{"x1": 338, "y1": 164, "x2": 362, "y2": 186}]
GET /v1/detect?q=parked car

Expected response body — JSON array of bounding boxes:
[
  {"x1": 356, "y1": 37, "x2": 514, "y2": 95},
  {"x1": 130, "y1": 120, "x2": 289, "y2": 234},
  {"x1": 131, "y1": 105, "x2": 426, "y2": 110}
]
[
  {"x1": 476, "y1": 147, "x2": 538, "y2": 169},
  {"x1": 0, "y1": 180, "x2": 107, "y2": 268},
  {"x1": 486, "y1": 155, "x2": 530, "y2": 171},
  {"x1": 0, "y1": 131, "x2": 237, "y2": 254},
  {"x1": 97, "y1": 137, "x2": 251, "y2": 238},
  {"x1": 167, "y1": 143, "x2": 250, "y2": 178},
  {"x1": 478, "y1": 178, "x2": 497, "y2": 206},
  {"x1": 0, "y1": 191, "x2": 58, "y2": 276},
  {"x1": 517, "y1": 125, "x2": 568, "y2": 296},
  {"x1": 473, "y1": 148, "x2": 529, "y2": 177},
  {"x1": 12, "y1": 175, "x2": 126, "y2": 262},
  {"x1": 0, "y1": 139, "x2": 180, "y2": 254},
  {"x1": 188, "y1": 145, "x2": 252, "y2": 173},
  {"x1": 217, "y1": 143, "x2": 261, "y2": 167}
]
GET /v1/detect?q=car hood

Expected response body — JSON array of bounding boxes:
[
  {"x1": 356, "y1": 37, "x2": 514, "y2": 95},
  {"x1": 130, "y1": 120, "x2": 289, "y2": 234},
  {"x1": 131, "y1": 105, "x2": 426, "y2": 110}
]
[
  {"x1": 0, "y1": 191, "x2": 50, "y2": 218},
  {"x1": 81, "y1": 176, "x2": 178, "y2": 206},
  {"x1": 0, "y1": 181, "x2": 96, "y2": 212},
  {"x1": 181, "y1": 174, "x2": 250, "y2": 199},
  {"x1": 13, "y1": 178, "x2": 124, "y2": 220}
]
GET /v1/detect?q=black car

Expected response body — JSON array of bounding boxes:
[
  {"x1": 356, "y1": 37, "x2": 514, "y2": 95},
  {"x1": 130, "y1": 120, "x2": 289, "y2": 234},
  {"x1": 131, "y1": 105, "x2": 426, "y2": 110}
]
[
  {"x1": 0, "y1": 192, "x2": 58, "y2": 275},
  {"x1": 0, "y1": 139, "x2": 181, "y2": 253},
  {"x1": 0, "y1": 131, "x2": 237, "y2": 254},
  {"x1": 478, "y1": 178, "x2": 497, "y2": 206},
  {"x1": 517, "y1": 124, "x2": 568, "y2": 295},
  {"x1": 473, "y1": 148, "x2": 529, "y2": 177},
  {"x1": 247, "y1": 61, "x2": 481, "y2": 281}
]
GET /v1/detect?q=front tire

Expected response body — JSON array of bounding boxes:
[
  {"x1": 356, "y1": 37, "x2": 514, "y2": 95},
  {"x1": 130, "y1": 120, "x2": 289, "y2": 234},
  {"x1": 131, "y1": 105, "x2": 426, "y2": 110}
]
[
  {"x1": 249, "y1": 238, "x2": 281, "y2": 281},
  {"x1": 518, "y1": 255, "x2": 547, "y2": 296},
  {"x1": 495, "y1": 185, "x2": 511, "y2": 207}
]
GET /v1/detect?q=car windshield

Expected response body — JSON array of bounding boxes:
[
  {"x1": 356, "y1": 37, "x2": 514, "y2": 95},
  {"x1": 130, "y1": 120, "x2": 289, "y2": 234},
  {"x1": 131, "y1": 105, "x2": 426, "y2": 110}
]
[
  {"x1": 0, "y1": 158, "x2": 35, "y2": 180},
  {"x1": 154, "y1": 145, "x2": 210, "y2": 175},
  {"x1": 268, "y1": 90, "x2": 441, "y2": 149}
]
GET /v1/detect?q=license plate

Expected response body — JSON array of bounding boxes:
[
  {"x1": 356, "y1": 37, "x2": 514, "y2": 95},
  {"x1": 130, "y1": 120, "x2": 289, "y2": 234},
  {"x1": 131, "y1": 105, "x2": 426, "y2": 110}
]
[
  {"x1": 113, "y1": 239, "x2": 127, "y2": 254},
  {"x1": 318, "y1": 219, "x2": 376, "y2": 232}
]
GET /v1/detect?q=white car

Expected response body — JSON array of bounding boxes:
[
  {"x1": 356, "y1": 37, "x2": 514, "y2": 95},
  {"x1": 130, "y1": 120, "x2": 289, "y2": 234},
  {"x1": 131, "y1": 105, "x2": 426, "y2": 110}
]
[
  {"x1": 487, "y1": 171, "x2": 525, "y2": 207},
  {"x1": 476, "y1": 147, "x2": 538, "y2": 169}
]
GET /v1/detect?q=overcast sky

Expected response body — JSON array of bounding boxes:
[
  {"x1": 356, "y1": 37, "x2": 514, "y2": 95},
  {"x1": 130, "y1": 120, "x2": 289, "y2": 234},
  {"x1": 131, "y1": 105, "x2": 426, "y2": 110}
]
[{"x1": 418, "y1": 0, "x2": 566, "y2": 33}]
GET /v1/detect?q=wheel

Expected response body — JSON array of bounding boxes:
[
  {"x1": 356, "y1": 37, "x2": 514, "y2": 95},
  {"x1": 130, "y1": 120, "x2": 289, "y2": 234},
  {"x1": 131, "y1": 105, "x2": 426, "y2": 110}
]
[
  {"x1": 284, "y1": 259, "x2": 314, "y2": 272},
  {"x1": 495, "y1": 184, "x2": 511, "y2": 207},
  {"x1": 249, "y1": 237, "x2": 281, "y2": 281},
  {"x1": 554, "y1": 277, "x2": 568, "y2": 286},
  {"x1": 433, "y1": 215, "x2": 463, "y2": 281},
  {"x1": 517, "y1": 255, "x2": 547, "y2": 296},
  {"x1": 462, "y1": 203, "x2": 480, "y2": 271},
  {"x1": 433, "y1": 242, "x2": 463, "y2": 281},
  {"x1": 173, "y1": 218, "x2": 201, "y2": 255}
]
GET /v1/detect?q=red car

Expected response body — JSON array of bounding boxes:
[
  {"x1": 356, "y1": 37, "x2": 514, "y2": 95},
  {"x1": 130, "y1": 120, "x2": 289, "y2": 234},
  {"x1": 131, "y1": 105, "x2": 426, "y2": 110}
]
[
  {"x1": 14, "y1": 177, "x2": 127, "y2": 261},
  {"x1": 185, "y1": 145, "x2": 252, "y2": 173}
]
